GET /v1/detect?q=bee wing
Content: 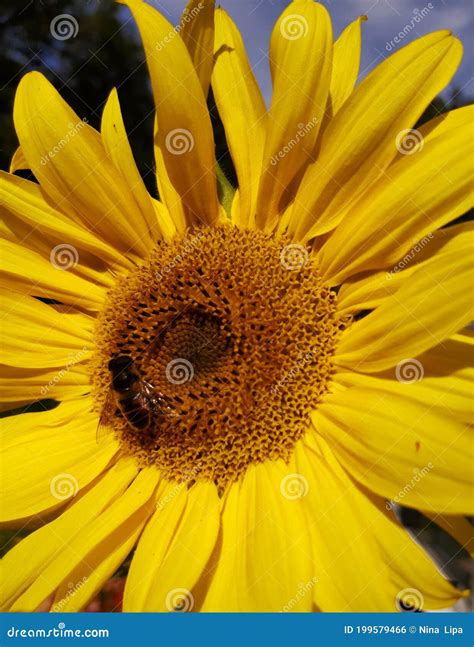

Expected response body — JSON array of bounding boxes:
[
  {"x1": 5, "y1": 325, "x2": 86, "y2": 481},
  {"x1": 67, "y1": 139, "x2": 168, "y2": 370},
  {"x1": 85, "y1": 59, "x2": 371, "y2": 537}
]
[
  {"x1": 96, "y1": 390, "x2": 116, "y2": 444},
  {"x1": 143, "y1": 380, "x2": 177, "y2": 418},
  {"x1": 142, "y1": 380, "x2": 155, "y2": 397}
]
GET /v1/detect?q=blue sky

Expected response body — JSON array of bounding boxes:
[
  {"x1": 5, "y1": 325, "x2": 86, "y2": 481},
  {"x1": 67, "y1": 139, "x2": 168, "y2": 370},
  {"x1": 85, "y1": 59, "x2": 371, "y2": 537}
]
[{"x1": 143, "y1": 0, "x2": 473, "y2": 104}]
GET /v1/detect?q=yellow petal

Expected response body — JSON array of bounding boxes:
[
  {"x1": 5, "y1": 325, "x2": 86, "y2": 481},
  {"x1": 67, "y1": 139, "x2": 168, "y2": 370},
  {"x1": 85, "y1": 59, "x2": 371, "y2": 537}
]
[
  {"x1": 418, "y1": 332, "x2": 474, "y2": 421},
  {"x1": 204, "y1": 460, "x2": 313, "y2": 611},
  {"x1": 0, "y1": 398, "x2": 119, "y2": 523},
  {"x1": 0, "y1": 458, "x2": 138, "y2": 610},
  {"x1": 312, "y1": 386, "x2": 473, "y2": 514},
  {"x1": 0, "y1": 171, "x2": 129, "y2": 275},
  {"x1": 121, "y1": 0, "x2": 218, "y2": 226},
  {"x1": 9, "y1": 146, "x2": 28, "y2": 173},
  {"x1": 285, "y1": 14, "x2": 365, "y2": 197},
  {"x1": 318, "y1": 126, "x2": 473, "y2": 285},
  {"x1": 124, "y1": 481, "x2": 219, "y2": 611},
  {"x1": 336, "y1": 332, "x2": 473, "y2": 423},
  {"x1": 1, "y1": 207, "x2": 114, "y2": 290},
  {"x1": 153, "y1": 122, "x2": 187, "y2": 233},
  {"x1": 200, "y1": 483, "x2": 241, "y2": 611},
  {"x1": 14, "y1": 72, "x2": 151, "y2": 258},
  {"x1": 338, "y1": 269, "x2": 407, "y2": 316},
  {"x1": 0, "y1": 364, "x2": 88, "y2": 404},
  {"x1": 151, "y1": 196, "x2": 177, "y2": 243},
  {"x1": 51, "y1": 517, "x2": 144, "y2": 611},
  {"x1": 1, "y1": 291, "x2": 92, "y2": 368},
  {"x1": 101, "y1": 88, "x2": 161, "y2": 241},
  {"x1": 394, "y1": 104, "x2": 474, "y2": 162},
  {"x1": 212, "y1": 8, "x2": 266, "y2": 228},
  {"x1": 0, "y1": 238, "x2": 106, "y2": 310},
  {"x1": 330, "y1": 16, "x2": 366, "y2": 115},
  {"x1": 0, "y1": 399, "x2": 35, "y2": 414},
  {"x1": 337, "y1": 222, "x2": 473, "y2": 313},
  {"x1": 180, "y1": 0, "x2": 215, "y2": 97},
  {"x1": 290, "y1": 31, "x2": 462, "y2": 240},
  {"x1": 52, "y1": 528, "x2": 141, "y2": 611},
  {"x1": 9, "y1": 468, "x2": 158, "y2": 611},
  {"x1": 296, "y1": 438, "x2": 464, "y2": 610},
  {"x1": 336, "y1": 238, "x2": 473, "y2": 371},
  {"x1": 256, "y1": 0, "x2": 333, "y2": 231},
  {"x1": 123, "y1": 481, "x2": 187, "y2": 610}
]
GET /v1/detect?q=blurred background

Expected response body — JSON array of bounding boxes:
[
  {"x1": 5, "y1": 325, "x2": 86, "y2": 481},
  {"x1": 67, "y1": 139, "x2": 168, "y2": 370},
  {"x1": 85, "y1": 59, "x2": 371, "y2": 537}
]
[{"x1": 0, "y1": 0, "x2": 472, "y2": 611}]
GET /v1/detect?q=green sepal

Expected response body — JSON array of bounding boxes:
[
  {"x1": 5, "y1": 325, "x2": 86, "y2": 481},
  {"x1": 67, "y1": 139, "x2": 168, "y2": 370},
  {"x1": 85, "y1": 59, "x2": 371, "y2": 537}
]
[{"x1": 216, "y1": 163, "x2": 235, "y2": 218}]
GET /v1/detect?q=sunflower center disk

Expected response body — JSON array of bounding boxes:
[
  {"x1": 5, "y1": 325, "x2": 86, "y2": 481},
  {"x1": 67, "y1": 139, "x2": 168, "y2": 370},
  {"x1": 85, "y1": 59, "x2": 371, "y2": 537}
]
[{"x1": 93, "y1": 226, "x2": 345, "y2": 487}]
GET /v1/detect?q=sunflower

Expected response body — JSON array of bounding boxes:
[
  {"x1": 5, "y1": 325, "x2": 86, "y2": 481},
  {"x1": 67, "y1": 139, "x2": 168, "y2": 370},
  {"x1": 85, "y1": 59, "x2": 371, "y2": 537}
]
[{"x1": 1, "y1": 0, "x2": 472, "y2": 613}]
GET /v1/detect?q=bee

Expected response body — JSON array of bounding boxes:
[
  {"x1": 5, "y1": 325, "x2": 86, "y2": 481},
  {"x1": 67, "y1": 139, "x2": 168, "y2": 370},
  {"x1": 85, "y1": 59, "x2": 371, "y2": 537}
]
[{"x1": 97, "y1": 355, "x2": 173, "y2": 442}]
